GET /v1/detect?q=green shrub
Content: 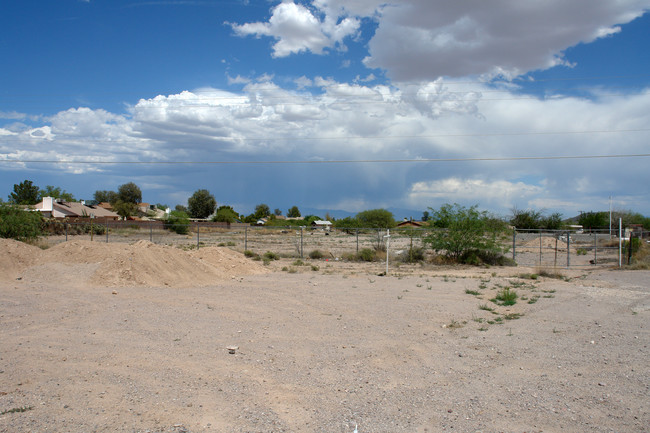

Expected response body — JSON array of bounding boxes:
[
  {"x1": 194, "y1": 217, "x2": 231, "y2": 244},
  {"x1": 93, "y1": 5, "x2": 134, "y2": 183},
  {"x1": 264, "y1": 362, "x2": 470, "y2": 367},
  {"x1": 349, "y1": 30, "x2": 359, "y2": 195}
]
[
  {"x1": 424, "y1": 203, "x2": 507, "y2": 264},
  {"x1": 309, "y1": 249, "x2": 324, "y2": 259},
  {"x1": 165, "y1": 211, "x2": 190, "y2": 234},
  {"x1": 0, "y1": 204, "x2": 43, "y2": 241},
  {"x1": 263, "y1": 251, "x2": 279, "y2": 261},
  {"x1": 357, "y1": 248, "x2": 376, "y2": 262},
  {"x1": 623, "y1": 237, "x2": 641, "y2": 255},
  {"x1": 402, "y1": 246, "x2": 425, "y2": 263},
  {"x1": 459, "y1": 249, "x2": 515, "y2": 266},
  {"x1": 492, "y1": 288, "x2": 518, "y2": 306}
]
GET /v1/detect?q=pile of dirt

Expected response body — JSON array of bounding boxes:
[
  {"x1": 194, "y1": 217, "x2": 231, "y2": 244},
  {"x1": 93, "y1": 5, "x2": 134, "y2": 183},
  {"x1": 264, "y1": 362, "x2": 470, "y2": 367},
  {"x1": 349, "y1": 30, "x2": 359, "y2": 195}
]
[
  {"x1": 0, "y1": 238, "x2": 43, "y2": 280},
  {"x1": 0, "y1": 239, "x2": 268, "y2": 287},
  {"x1": 521, "y1": 236, "x2": 564, "y2": 249}
]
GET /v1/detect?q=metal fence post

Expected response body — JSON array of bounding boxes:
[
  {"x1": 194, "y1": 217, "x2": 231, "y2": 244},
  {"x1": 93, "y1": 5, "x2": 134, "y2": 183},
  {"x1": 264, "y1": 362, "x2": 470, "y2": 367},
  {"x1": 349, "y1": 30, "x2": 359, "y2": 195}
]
[
  {"x1": 65, "y1": 222, "x2": 68, "y2": 242},
  {"x1": 566, "y1": 231, "x2": 570, "y2": 268},
  {"x1": 512, "y1": 229, "x2": 516, "y2": 262},
  {"x1": 618, "y1": 218, "x2": 622, "y2": 268},
  {"x1": 245, "y1": 226, "x2": 248, "y2": 251},
  {"x1": 150, "y1": 222, "x2": 153, "y2": 243},
  {"x1": 594, "y1": 232, "x2": 597, "y2": 265},
  {"x1": 300, "y1": 226, "x2": 304, "y2": 258},
  {"x1": 106, "y1": 223, "x2": 109, "y2": 243},
  {"x1": 356, "y1": 228, "x2": 359, "y2": 254},
  {"x1": 539, "y1": 231, "x2": 542, "y2": 266},
  {"x1": 197, "y1": 224, "x2": 200, "y2": 249}
]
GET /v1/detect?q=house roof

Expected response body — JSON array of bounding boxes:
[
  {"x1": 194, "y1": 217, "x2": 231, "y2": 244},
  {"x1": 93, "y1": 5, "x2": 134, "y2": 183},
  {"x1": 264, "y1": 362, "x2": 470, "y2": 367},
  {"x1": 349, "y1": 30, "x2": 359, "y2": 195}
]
[
  {"x1": 397, "y1": 220, "x2": 425, "y2": 227},
  {"x1": 35, "y1": 198, "x2": 120, "y2": 219},
  {"x1": 311, "y1": 220, "x2": 332, "y2": 226}
]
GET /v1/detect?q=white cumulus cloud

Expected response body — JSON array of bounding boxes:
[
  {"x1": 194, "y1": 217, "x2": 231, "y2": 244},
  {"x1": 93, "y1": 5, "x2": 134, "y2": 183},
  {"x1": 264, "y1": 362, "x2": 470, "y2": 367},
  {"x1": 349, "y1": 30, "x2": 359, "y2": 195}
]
[
  {"x1": 232, "y1": 1, "x2": 650, "y2": 80},
  {"x1": 229, "y1": 1, "x2": 360, "y2": 57}
]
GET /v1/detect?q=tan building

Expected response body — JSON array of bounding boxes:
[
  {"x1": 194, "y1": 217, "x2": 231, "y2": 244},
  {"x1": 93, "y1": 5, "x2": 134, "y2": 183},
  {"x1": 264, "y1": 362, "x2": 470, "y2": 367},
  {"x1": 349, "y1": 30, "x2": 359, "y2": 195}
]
[{"x1": 34, "y1": 197, "x2": 120, "y2": 221}]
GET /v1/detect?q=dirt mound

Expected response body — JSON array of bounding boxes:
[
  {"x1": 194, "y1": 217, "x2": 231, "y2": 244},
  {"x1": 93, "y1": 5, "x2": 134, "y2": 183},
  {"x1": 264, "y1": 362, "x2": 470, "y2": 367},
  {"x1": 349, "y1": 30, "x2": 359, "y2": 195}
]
[
  {"x1": 1, "y1": 239, "x2": 268, "y2": 287},
  {"x1": 0, "y1": 238, "x2": 43, "y2": 280},
  {"x1": 521, "y1": 236, "x2": 565, "y2": 249}
]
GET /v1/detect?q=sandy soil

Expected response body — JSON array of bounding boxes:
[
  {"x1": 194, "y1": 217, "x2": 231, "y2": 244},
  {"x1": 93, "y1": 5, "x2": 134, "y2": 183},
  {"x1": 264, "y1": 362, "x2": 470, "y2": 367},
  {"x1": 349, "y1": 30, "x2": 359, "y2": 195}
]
[{"x1": 0, "y1": 239, "x2": 648, "y2": 432}]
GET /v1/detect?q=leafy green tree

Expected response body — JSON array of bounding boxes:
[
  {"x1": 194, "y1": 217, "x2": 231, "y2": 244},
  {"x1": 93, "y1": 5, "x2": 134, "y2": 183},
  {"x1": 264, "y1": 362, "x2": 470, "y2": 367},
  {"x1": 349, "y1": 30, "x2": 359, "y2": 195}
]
[
  {"x1": 165, "y1": 210, "x2": 190, "y2": 234},
  {"x1": 0, "y1": 203, "x2": 43, "y2": 241},
  {"x1": 8, "y1": 180, "x2": 40, "y2": 205},
  {"x1": 188, "y1": 189, "x2": 217, "y2": 219},
  {"x1": 541, "y1": 212, "x2": 563, "y2": 230},
  {"x1": 422, "y1": 210, "x2": 430, "y2": 222},
  {"x1": 578, "y1": 211, "x2": 608, "y2": 230},
  {"x1": 212, "y1": 205, "x2": 239, "y2": 223},
  {"x1": 38, "y1": 185, "x2": 75, "y2": 202},
  {"x1": 287, "y1": 206, "x2": 301, "y2": 218},
  {"x1": 113, "y1": 200, "x2": 138, "y2": 219},
  {"x1": 356, "y1": 209, "x2": 396, "y2": 228},
  {"x1": 117, "y1": 182, "x2": 142, "y2": 204},
  {"x1": 510, "y1": 208, "x2": 543, "y2": 230},
  {"x1": 155, "y1": 203, "x2": 169, "y2": 210},
  {"x1": 175, "y1": 204, "x2": 188, "y2": 213},
  {"x1": 274, "y1": 208, "x2": 282, "y2": 216},
  {"x1": 302, "y1": 214, "x2": 323, "y2": 225},
  {"x1": 332, "y1": 216, "x2": 361, "y2": 231},
  {"x1": 424, "y1": 203, "x2": 505, "y2": 262},
  {"x1": 254, "y1": 203, "x2": 270, "y2": 219},
  {"x1": 94, "y1": 190, "x2": 119, "y2": 204},
  {"x1": 615, "y1": 210, "x2": 650, "y2": 229}
]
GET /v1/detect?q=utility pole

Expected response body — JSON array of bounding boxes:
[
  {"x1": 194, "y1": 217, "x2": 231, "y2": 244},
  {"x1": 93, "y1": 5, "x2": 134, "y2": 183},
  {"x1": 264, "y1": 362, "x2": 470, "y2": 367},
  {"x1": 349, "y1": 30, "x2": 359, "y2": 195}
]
[{"x1": 609, "y1": 196, "x2": 612, "y2": 238}]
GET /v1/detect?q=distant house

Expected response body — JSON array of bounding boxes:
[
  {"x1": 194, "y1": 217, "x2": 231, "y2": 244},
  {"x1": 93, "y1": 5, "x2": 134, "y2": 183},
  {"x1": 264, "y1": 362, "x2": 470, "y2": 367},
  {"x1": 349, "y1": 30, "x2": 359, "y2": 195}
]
[
  {"x1": 137, "y1": 202, "x2": 151, "y2": 214},
  {"x1": 397, "y1": 219, "x2": 425, "y2": 228},
  {"x1": 34, "y1": 197, "x2": 120, "y2": 221},
  {"x1": 311, "y1": 220, "x2": 332, "y2": 231}
]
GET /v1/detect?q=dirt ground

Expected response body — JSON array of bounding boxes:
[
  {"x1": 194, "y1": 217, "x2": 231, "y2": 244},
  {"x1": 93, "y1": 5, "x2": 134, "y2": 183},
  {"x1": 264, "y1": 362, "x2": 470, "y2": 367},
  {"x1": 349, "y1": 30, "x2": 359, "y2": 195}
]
[{"x1": 1, "y1": 239, "x2": 648, "y2": 432}]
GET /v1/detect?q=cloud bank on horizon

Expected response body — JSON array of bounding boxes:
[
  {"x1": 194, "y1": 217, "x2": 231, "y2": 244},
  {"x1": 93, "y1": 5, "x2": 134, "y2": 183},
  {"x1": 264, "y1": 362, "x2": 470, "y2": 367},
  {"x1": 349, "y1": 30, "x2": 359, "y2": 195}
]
[{"x1": 1, "y1": 0, "x2": 649, "y2": 216}]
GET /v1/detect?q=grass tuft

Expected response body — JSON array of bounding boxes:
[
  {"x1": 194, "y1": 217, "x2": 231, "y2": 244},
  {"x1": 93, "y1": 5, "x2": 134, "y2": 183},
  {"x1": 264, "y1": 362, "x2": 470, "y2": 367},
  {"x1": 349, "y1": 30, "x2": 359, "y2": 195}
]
[{"x1": 492, "y1": 287, "x2": 518, "y2": 306}]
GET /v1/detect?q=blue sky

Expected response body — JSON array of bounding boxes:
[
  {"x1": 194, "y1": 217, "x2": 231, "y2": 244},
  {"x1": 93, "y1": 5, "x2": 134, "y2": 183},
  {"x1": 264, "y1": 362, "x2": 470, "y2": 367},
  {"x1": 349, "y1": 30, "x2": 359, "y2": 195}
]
[{"x1": 1, "y1": 0, "x2": 649, "y2": 219}]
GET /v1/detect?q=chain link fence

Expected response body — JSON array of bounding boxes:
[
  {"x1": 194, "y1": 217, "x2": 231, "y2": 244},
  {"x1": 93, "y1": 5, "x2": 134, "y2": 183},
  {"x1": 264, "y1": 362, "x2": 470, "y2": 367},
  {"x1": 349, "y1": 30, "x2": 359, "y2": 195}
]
[{"x1": 40, "y1": 221, "x2": 645, "y2": 268}]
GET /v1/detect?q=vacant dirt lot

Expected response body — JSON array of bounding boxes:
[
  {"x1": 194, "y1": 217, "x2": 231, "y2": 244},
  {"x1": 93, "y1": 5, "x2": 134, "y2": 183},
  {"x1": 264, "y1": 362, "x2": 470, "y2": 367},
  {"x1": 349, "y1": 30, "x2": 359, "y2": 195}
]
[{"x1": 1, "y1": 239, "x2": 648, "y2": 432}]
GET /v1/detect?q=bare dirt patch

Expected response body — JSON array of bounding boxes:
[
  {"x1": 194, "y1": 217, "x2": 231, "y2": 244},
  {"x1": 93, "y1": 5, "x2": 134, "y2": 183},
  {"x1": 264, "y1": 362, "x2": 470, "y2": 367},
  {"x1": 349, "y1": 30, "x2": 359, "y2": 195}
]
[{"x1": 1, "y1": 239, "x2": 648, "y2": 432}]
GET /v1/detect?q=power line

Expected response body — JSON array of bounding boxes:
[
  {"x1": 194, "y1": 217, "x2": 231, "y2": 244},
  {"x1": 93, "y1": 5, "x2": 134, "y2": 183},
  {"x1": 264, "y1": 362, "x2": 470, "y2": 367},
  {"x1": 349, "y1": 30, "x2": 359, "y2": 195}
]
[{"x1": 2, "y1": 153, "x2": 649, "y2": 165}]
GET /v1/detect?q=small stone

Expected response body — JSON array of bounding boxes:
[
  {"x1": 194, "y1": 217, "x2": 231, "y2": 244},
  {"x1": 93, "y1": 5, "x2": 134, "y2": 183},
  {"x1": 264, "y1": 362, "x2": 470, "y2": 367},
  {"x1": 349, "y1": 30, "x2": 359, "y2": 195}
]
[
  {"x1": 227, "y1": 345, "x2": 239, "y2": 354},
  {"x1": 598, "y1": 382, "x2": 606, "y2": 387},
  {"x1": 112, "y1": 290, "x2": 118, "y2": 295}
]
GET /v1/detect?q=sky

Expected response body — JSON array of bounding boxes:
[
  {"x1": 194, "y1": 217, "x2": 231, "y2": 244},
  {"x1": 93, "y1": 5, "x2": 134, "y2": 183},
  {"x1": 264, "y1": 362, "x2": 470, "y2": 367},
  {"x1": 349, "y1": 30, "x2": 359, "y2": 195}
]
[{"x1": 1, "y1": 0, "x2": 649, "y2": 219}]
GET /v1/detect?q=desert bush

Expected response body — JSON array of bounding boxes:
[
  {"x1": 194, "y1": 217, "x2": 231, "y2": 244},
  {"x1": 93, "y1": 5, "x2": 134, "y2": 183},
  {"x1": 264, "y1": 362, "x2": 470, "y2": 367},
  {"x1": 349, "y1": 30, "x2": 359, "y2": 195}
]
[
  {"x1": 425, "y1": 203, "x2": 507, "y2": 263},
  {"x1": 626, "y1": 238, "x2": 648, "y2": 268},
  {"x1": 357, "y1": 248, "x2": 376, "y2": 262},
  {"x1": 459, "y1": 249, "x2": 515, "y2": 266},
  {"x1": 263, "y1": 251, "x2": 279, "y2": 261},
  {"x1": 164, "y1": 210, "x2": 190, "y2": 234},
  {"x1": 623, "y1": 237, "x2": 641, "y2": 255},
  {"x1": 401, "y1": 246, "x2": 426, "y2": 263},
  {"x1": 309, "y1": 249, "x2": 324, "y2": 259},
  {"x1": 535, "y1": 268, "x2": 566, "y2": 280},
  {"x1": 492, "y1": 288, "x2": 518, "y2": 306},
  {"x1": 42, "y1": 220, "x2": 104, "y2": 235},
  {"x1": 0, "y1": 204, "x2": 43, "y2": 241}
]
